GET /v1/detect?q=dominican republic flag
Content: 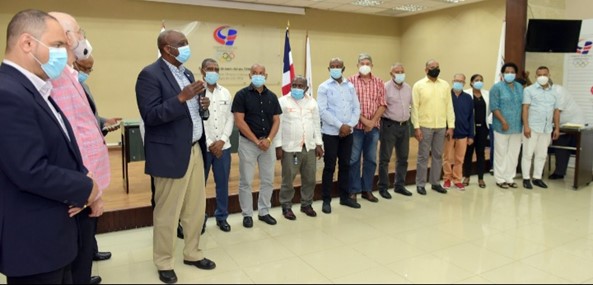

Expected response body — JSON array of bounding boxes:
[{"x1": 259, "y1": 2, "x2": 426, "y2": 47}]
[
  {"x1": 282, "y1": 27, "x2": 295, "y2": 96},
  {"x1": 577, "y1": 41, "x2": 592, "y2": 54}
]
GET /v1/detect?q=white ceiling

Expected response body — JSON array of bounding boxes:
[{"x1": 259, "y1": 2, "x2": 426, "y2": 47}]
[{"x1": 146, "y1": 0, "x2": 486, "y2": 17}]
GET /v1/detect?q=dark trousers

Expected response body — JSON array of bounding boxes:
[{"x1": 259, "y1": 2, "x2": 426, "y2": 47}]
[
  {"x1": 463, "y1": 125, "x2": 489, "y2": 179},
  {"x1": 552, "y1": 134, "x2": 576, "y2": 176},
  {"x1": 7, "y1": 265, "x2": 73, "y2": 284},
  {"x1": 71, "y1": 209, "x2": 94, "y2": 284},
  {"x1": 378, "y1": 118, "x2": 410, "y2": 190},
  {"x1": 92, "y1": 218, "x2": 98, "y2": 255},
  {"x1": 204, "y1": 149, "x2": 231, "y2": 221},
  {"x1": 322, "y1": 133, "x2": 353, "y2": 203}
]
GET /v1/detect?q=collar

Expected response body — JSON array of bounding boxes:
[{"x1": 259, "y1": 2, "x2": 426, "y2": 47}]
[
  {"x1": 162, "y1": 58, "x2": 185, "y2": 74},
  {"x1": 2, "y1": 59, "x2": 52, "y2": 98}
]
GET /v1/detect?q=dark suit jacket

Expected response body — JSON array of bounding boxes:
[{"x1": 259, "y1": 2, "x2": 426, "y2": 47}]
[
  {"x1": 81, "y1": 82, "x2": 108, "y2": 136},
  {"x1": 135, "y1": 58, "x2": 207, "y2": 178},
  {"x1": 0, "y1": 63, "x2": 93, "y2": 277}
]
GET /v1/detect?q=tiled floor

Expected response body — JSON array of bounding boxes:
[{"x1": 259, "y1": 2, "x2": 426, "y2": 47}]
[{"x1": 3, "y1": 172, "x2": 593, "y2": 284}]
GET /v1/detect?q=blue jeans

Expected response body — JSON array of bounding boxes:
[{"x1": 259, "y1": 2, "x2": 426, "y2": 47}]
[
  {"x1": 349, "y1": 128, "x2": 379, "y2": 193},
  {"x1": 205, "y1": 148, "x2": 231, "y2": 221}
]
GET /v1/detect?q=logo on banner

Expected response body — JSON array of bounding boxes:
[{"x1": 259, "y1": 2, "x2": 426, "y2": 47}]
[
  {"x1": 213, "y1": 25, "x2": 238, "y2": 62},
  {"x1": 577, "y1": 40, "x2": 592, "y2": 54}
]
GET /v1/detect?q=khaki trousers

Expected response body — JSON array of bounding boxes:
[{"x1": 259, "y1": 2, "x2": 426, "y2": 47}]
[
  {"x1": 153, "y1": 144, "x2": 206, "y2": 270},
  {"x1": 443, "y1": 137, "x2": 468, "y2": 183}
]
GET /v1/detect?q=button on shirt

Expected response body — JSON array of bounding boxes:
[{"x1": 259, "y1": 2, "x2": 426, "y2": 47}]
[
  {"x1": 348, "y1": 73, "x2": 387, "y2": 129},
  {"x1": 523, "y1": 83, "x2": 559, "y2": 134},
  {"x1": 204, "y1": 84, "x2": 234, "y2": 150},
  {"x1": 275, "y1": 94, "x2": 323, "y2": 152},
  {"x1": 317, "y1": 77, "x2": 361, "y2": 136},
  {"x1": 411, "y1": 76, "x2": 455, "y2": 129},
  {"x1": 164, "y1": 59, "x2": 203, "y2": 143},
  {"x1": 231, "y1": 85, "x2": 282, "y2": 139},
  {"x1": 383, "y1": 80, "x2": 412, "y2": 122},
  {"x1": 489, "y1": 81, "x2": 524, "y2": 134}
]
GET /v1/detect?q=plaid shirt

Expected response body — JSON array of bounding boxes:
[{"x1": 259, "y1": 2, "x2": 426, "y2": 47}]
[
  {"x1": 51, "y1": 66, "x2": 110, "y2": 196},
  {"x1": 348, "y1": 73, "x2": 387, "y2": 129}
]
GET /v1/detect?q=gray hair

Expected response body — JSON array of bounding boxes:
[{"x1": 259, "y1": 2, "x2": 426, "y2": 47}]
[
  {"x1": 391, "y1": 62, "x2": 404, "y2": 69},
  {"x1": 358, "y1": 53, "x2": 372, "y2": 63}
]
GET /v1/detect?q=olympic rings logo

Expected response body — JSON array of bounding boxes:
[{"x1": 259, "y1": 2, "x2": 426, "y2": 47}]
[{"x1": 220, "y1": 52, "x2": 235, "y2": 62}]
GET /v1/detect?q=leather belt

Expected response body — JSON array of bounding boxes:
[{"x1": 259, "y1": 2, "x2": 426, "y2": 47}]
[{"x1": 382, "y1": 117, "x2": 408, "y2": 126}]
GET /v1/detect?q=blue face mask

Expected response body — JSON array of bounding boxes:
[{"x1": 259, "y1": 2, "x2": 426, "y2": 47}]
[
  {"x1": 393, "y1": 73, "x2": 406, "y2": 84},
  {"x1": 473, "y1": 81, "x2": 484, "y2": 90},
  {"x1": 251, "y1": 75, "x2": 266, "y2": 88},
  {"x1": 77, "y1": 71, "x2": 89, "y2": 83},
  {"x1": 291, "y1": 88, "x2": 305, "y2": 100},
  {"x1": 173, "y1": 45, "x2": 191, "y2": 64},
  {"x1": 330, "y1": 68, "x2": 343, "y2": 80},
  {"x1": 452, "y1": 82, "x2": 464, "y2": 92},
  {"x1": 204, "y1": 71, "x2": 219, "y2": 85},
  {"x1": 503, "y1": 73, "x2": 516, "y2": 83},
  {"x1": 31, "y1": 37, "x2": 68, "y2": 80}
]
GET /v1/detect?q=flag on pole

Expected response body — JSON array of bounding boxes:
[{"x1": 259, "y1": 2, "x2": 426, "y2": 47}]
[
  {"x1": 494, "y1": 20, "x2": 506, "y2": 84},
  {"x1": 282, "y1": 25, "x2": 295, "y2": 96},
  {"x1": 305, "y1": 33, "x2": 313, "y2": 97}
]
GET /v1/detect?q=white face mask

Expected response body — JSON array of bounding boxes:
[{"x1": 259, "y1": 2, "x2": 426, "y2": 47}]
[
  {"x1": 73, "y1": 38, "x2": 93, "y2": 60},
  {"x1": 537, "y1": 75, "x2": 549, "y2": 86},
  {"x1": 358, "y1": 65, "x2": 371, "y2": 75}
]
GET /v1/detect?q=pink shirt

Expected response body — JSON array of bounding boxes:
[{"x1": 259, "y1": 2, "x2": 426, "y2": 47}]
[
  {"x1": 348, "y1": 73, "x2": 387, "y2": 129},
  {"x1": 51, "y1": 66, "x2": 110, "y2": 197}
]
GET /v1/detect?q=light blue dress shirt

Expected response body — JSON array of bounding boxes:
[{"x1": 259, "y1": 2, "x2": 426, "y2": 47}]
[
  {"x1": 317, "y1": 77, "x2": 361, "y2": 136},
  {"x1": 489, "y1": 80, "x2": 523, "y2": 134},
  {"x1": 523, "y1": 83, "x2": 558, "y2": 133}
]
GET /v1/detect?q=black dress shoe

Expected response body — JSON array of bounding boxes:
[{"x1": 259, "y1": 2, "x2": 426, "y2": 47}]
[
  {"x1": 300, "y1": 205, "x2": 317, "y2": 217},
  {"x1": 216, "y1": 220, "x2": 231, "y2": 232},
  {"x1": 361, "y1": 191, "x2": 379, "y2": 202},
  {"x1": 243, "y1": 216, "x2": 253, "y2": 228},
  {"x1": 548, "y1": 173, "x2": 564, "y2": 180},
  {"x1": 183, "y1": 258, "x2": 216, "y2": 270},
  {"x1": 93, "y1": 251, "x2": 112, "y2": 261},
  {"x1": 394, "y1": 186, "x2": 413, "y2": 196},
  {"x1": 532, "y1": 179, "x2": 548, "y2": 188},
  {"x1": 431, "y1": 184, "x2": 447, "y2": 194},
  {"x1": 90, "y1": 276, "x2": 102, "y2": 284},
  {"x1": 523, "y1": 179, "x2": 533, "y2": 189},
  {"x1": 379, "y1": 189, "x2": 392, "y2": 199},
  {"x1": 417, "y1": 186, "x2": 427, "y2": 195},
  {"x1": 340, "y1": 198, "x2": 361, "y2": 209},
  {"x1": 282, "y1": 208, "x2": 296, "y2": 220},
  {"x1": 322, "y1": 202, "x2": 332, "y2": 214},
  {"x1": 258, "y1": 214, "x2": 277, "y2": 225},
  {"x1": 158, "y1": 270, "x2": 177, "y2": 284}
]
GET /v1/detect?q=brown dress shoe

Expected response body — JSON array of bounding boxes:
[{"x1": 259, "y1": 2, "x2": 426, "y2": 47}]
[
  {"x1": 361, "y1": 191, "x2": 378, "y2": 203},
  {"x1": 300, "y1": 205, "x2": 317, "y2": 217}
]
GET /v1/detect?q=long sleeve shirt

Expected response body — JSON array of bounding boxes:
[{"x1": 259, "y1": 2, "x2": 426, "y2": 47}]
[
  {"x1": 411, "y1": 76, "x2": 455, "y2": 129},
  {"x1": 317, "y1": 77, "x2": 361, "y2": 136},
  {"x1": 489, "y1": 81, "x2": 523, "y2": 134},
  {"x1": 50, "y1": 66, "x2": 110, "y2": 195},
  {"x1": 451, "y1": 90, "x2": 475, "y2": 139},
  {"x1": 204, "y1": 84, "x2": 234, "y2": 150},
  {"x1": 274, "y1": 94, "x2": 323, "y2": 152}
]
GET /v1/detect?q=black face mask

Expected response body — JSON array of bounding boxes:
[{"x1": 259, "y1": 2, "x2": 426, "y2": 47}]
[{"x1": 427, "y1": 68, "x2": 440, "y2": 78}]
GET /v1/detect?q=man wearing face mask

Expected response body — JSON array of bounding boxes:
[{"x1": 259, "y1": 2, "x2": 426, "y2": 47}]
[
  {"x1": 347, "y1": 53, "x2": 387, "y2": 204},
  {"x1": 378, "y1": 63, "x2": 413, "y2": 199},
  {"x1": 136, "y1": 30, "x2": 214, "y2": 284},
  {"x1": 411, "y1": 59, "x2": 454, "y2": 195},
  {"x1": 200, "y1": 58, "x2": 234, "y2": 232},
  {"x1": 521, "y1": 66, "x2": 560, "y2": 189},
  {"x1": 317, "y1": 57, "x2": 361, "y2": 213},
  {"x1": 73, "y1": 54, "x2": 120, "y2": 285},
  {"x1": 0, "y1": 9, "x2": 98, "y2": 283},
  {"x1": 275, "y1": 76, "x2": 324, "y2": 220},
  {"x1": 231, "y1": 64, "x2": 282, "y2": 228},
  {"x1": 48, "y1": 11, "x2": 111, "y2": 284},
  {"x1": 442, "y1": 74, "x2": 474, "y2": 191},
  {"x1": 489, "y1": 62, "x2": 524, "y2": 189}
]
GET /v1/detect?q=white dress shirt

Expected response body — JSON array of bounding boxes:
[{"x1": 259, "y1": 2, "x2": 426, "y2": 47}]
[
  {"x1": 204, "y1": 84, "x2": 234, "y2": 150},
  {"x1": 275, "y1": 94, "x2": 323, "y2": 152}
]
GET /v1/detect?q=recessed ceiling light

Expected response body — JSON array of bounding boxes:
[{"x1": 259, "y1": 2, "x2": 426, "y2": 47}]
[
  {"x1": 442, "y1": 0, "x2": 465, "y2": 3},
  {"x1": 394, "y1": 4, "x2": 424, "y2": 12},
  {"x1": 352, "y1": 0, "x2": 383, "y2": 7}
]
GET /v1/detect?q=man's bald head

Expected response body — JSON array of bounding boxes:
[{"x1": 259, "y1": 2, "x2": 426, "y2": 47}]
[
  {"x1": 48, "y1": 12, "x2": 82, "y2": 46},
  {"x1": 6, "y1": 9, "x2": 54, "y2": 53},
  {"x1": 250, "y1": 63, "x2": 266, "y2": 75},
  {"x1": 157, "y1": 30, "x2": 186, "y2": 54}
]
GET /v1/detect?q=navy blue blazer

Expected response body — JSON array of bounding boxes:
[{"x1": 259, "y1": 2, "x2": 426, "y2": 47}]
[
  {"x1": 135, "y1": 58, "x2": 207, "y2": 178},
  {"x1": 0, "y1": 63, "x2": 93, "y2": 277}
]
